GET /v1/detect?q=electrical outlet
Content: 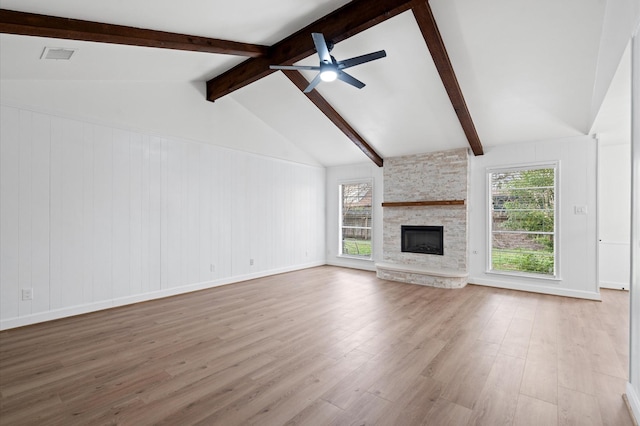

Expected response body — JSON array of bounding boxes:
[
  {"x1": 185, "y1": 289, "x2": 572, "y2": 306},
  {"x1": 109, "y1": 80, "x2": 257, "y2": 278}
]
[
  {"x1": 21, "y1": 288, "x2": 33, "y2": 301},
  {"x1": 250, "y1": 258, "x2": 254, "y2": 266},
  {"x1": 210, "y1": 264, "x2": 215, "y2": 272}
]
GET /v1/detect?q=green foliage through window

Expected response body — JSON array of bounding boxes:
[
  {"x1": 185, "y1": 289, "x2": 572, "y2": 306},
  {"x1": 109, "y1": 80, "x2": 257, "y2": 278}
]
[
  {"x1": 340, "y1": 182, "x2": 373, "y2": 259},
  {"x1": 490, "y1": 166, "x2": 556, "y2": 276}
]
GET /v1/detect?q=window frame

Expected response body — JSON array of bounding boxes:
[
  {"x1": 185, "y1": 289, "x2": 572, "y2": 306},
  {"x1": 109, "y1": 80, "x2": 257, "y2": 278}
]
[
  {"x1": 486, "y1": 162, "x2": 560, "y2": 280},
  {"x1": 338, "y1": 179, "x2": 374, "y2": 260}
]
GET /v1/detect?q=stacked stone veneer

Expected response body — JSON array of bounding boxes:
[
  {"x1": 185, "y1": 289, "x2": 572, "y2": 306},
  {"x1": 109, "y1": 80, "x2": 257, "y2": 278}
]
[{"x1": 377, "y1": 148, "x2": 469, "y2": 288}]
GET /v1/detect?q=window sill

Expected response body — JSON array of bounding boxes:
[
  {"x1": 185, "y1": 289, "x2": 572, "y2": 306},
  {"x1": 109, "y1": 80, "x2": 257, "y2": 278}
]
[
  {"x1": 337, "y1": 255, "x2": 373, "y2": 261},
  {"x1": 485, "y1": 270, "x2": 561, "y2": 282}
]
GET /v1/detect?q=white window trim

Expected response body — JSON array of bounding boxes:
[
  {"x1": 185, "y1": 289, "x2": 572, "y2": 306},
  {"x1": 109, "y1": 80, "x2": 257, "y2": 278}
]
[
  {"x1": 485, "y1": 161, "x2": 561, "y2": 280},
  {"x1": 338, "y1": 179, "x2": 374, "y2": 261}
]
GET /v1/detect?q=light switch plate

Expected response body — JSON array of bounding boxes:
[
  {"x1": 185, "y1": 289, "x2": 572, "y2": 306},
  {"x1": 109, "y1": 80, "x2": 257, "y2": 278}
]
[{"x1": 574, "y1": 205, "x2": 588, "y2": 215}]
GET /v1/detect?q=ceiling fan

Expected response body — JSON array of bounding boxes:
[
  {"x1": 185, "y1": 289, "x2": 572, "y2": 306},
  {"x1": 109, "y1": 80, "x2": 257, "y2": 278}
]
[{"x1": 269, "y1": 33, "x2": 386, "y2": 93}]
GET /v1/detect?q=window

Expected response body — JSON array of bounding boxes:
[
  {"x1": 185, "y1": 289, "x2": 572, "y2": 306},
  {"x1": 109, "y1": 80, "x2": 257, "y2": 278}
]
[
  {"x1": 339, "y1": 181, "x2": 373, "y2": 259},
  {"x1": 489, "y1": 164, "x2": 557, "y2": 277}
]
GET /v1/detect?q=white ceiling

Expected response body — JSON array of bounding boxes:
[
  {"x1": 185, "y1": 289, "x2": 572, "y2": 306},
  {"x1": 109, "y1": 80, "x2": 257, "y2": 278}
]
[{"x1": 0, "y1": 0, "x2": 636, "y2": 166}]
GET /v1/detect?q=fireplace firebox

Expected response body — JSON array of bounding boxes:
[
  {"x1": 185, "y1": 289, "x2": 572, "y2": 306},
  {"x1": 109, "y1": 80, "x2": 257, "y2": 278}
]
[{"x1": 401, "y1": 225, "x2": 444, "y2": 255}]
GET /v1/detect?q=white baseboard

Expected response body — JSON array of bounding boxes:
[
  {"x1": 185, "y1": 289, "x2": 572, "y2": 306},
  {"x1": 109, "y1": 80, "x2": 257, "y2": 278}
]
[
  {"x1": 599, "y1": 281, "x2": 629, "y2": 290},
  {"x1": 469, "y1": 276, "x2": 602, "y2": 300},
  {"x1": 626, "y1": 382, "x2": 640, "y2": 425},
  {"x1": 0, "y1": 261, "x2": 325, "y2": 330},
  {"x1": 326, "y1": 258, "x2": 377, "y2": 272}
]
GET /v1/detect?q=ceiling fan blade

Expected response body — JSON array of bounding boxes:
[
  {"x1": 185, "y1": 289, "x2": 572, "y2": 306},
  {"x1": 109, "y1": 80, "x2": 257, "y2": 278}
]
[
  {"x1": 303, "y1": 73, "x2": 323, "y2": 93},
  {"x1": 312, "y1": 33, "x2": 332, "y2": 64},
  {"x1": 270, "y1": 65, "x2": 320, "y2": 71},
  {"x1": 338, "y1": 50, "x2": 387, "y2": 70},
  {"x1": 337, "y1": 71, "x2": 365, "y2": 89}
]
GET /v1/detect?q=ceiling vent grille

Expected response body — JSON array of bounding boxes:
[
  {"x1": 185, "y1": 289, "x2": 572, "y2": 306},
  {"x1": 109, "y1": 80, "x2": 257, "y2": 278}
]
[{"x1": 40, "y1": 47, "x2": 76, "y2": 60}]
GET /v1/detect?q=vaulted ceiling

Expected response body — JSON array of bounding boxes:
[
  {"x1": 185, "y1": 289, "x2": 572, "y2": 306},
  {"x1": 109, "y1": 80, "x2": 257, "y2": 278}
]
[{"x1": 0, "y1": 0, "x2": 635, "y2": 167}]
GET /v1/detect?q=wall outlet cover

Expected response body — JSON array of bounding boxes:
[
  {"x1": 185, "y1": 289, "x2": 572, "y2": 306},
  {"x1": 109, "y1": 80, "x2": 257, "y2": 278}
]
[{"x1": 21, "y1": 288, "x2": 33, "y2": 301}]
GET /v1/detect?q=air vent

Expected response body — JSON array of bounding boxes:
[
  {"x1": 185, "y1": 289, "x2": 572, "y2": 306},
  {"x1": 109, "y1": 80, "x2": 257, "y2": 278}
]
[{"x1": 40, "y1": 47, "x2": 76, "y2": 60}]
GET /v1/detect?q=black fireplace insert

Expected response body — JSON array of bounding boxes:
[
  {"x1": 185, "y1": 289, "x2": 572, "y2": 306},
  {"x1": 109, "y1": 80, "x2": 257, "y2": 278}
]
[{"x1": 401, "y1": 225, "x2": 444, "y2": 255}]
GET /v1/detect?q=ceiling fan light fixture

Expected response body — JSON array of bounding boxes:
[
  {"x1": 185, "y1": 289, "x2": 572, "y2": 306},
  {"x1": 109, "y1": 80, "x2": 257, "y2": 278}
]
[
  {"x1": 269, "y1": 33, "x2": 385, "y2": 92},
  {"x1": 320, "y1": 69, "x2": 337, "y2": 82}
]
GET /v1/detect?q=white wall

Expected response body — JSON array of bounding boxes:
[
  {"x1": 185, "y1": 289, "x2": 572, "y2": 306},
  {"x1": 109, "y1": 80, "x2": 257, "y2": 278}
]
[
  {"x1": 0, "y1": 104, "x2": 326, "y2": 330},
  {"x1": 325, "y1": 162, "x2": 384, "y2": 271},
  {"x1": 598, "y1": 142, "x2": 631, "y2": 289},
  {"x1": 627, "y1": 21, "x2": 640, "y2": 424},
  {"x1": 0, "y1": 80, "x2": 322, "y2": 167},
  {"x1": 468, "y1": 136, "x2": 600, "y2": 300}
]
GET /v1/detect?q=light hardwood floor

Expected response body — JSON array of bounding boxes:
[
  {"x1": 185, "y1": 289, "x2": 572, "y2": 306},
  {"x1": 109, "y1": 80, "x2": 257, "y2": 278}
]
[{"x1": 0, "y1": 266, "x2": 633, "y2": 425}]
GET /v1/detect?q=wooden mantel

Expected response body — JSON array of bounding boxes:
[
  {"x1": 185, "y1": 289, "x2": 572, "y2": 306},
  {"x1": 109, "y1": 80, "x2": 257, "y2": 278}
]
[{"x1": 381, "y1": 200, "x2": 465, "y2": 207}]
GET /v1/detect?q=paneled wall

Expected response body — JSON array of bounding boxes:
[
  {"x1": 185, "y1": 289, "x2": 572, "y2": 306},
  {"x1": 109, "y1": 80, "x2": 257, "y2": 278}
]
[
  {"x1": 468, "y1": 136, "x2": 599, "y2": 300},
  {"x1": 598, "y1": 142, "x2": 631, "y2": 289},
  {"x1": 0, "y1": 105, "x2": 326, "y2": 329},
  {"x1": 325, "y1": 162, "x2": 384, "y2": 271}
]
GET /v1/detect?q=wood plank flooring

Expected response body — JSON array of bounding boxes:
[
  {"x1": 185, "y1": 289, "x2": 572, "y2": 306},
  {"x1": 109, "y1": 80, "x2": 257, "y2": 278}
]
[{"x1": 0, "y1": 266, "x2": 633, "y2": 425}]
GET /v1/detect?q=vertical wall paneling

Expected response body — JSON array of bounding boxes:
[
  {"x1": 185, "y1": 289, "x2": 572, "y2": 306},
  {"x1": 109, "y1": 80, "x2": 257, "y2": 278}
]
[
  {"x1": 209, "y1": 147, "x2": 220, "y2": 280},
  {"x1": 81, "y1": 123, "x2": 94, "y2": 304},
  {"x1": 212, "y1": 147, "x2": 220, "y2": 279},
  {"x1": 148, "y1": 136, "x2": 162, "y2": 292},
  {"x1": 248, "y1": 156, "x2": 260, "y2": 270},
  {"x1": 0, "y1": 104, "x2": 327, "y2": 328},
  {"x1": 291, "y1": 166, "x2": 300, "y2": 265},
  {"x1": 48, "y1": 117, "x2": 63, "y2": 310},
  {"x1": 178, "y1": 140, "x2": 188, "y2": 288},
  {"x1": 129, "y1": 132, "x2": 143, "y2": 296},
  {"x1": 286, "y1": 166, "x2": 294, "y2": 266},
  {"x1": 297, "y1": 167, "x2": 305, "y2": 264},
  {"x1": 302, "y1": 168, "x2": 310, "y2": 264},
  {"x1": 265, "y1": 162, "x2": 275, "y2": 269},
  {"x1": 186, "y1": 141, "x2": 200, "y2": 285},
  {"x1": 302, "y1": 167, "x2": 310, "y2": 263},
  {"x1": 216, "y1": 147, "x2": 232, "y2": 279},
  {"x1": 160, "y1": 136, "x2": 168, "y2": 290},
  {"x1": 230, "y1": 150, "x2": 246, "y2": 276},
  {"x1": 31, "y1": 113, "x2": 51, "y2": 314},
  {"x1": 92, "y1": 125, "x2": 113, "y2": 302},
  {"x1": 223, "y1": 150, "x2": 234, "y2": 277},
  {"x1": 198, "y1": 144, "x2": 212, "y2": 282},
  {"x1": 112, "y1": 129, "x2": 131, "y2": 299},
  {"x1": 269, "y1": 164, "x2": 280, "y2": 268},
  {"x1": 179, "y1": 141, "x2": 189, "y2": 288},
  {"x1": 139, "y1": 134, "x2": 150, "y2": 294},
  {"x1": 1, "y1": 106, "x2": 21, "y2": 320},
  {"x1": 276, "y1": 165, "x2": 287, "y2": 267},
  {"x1": 163, "y1": 138, "x2": 178, "y2": 289},
  {"x1": 18, "y1": 110, "x2": 33, "y2": 317},
  {"x1": 61, "y1": 119, "x2": 85, "y2": 308}
]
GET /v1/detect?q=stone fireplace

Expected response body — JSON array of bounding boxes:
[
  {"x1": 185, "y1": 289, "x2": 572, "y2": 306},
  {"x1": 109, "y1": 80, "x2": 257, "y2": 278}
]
[{"x1": 376, "y1": 148, "x2": 469, "y2": 288}]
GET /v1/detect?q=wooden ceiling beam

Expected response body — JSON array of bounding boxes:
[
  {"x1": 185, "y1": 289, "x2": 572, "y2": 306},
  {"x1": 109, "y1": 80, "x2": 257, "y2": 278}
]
[
  {"x1": 2, "y1": 2, "x2": 485, "y2": 161},
  {"x1": 283, "y1": 70, "x2": 384, "y2": 167},
  {"x1": 0, "y1": 9, "x2": 268, "y2": 57},
  {"x1": 411, "y1": 1, "x2": 484, "y2": 155},
  {"x1": 206, "y1": 0, "x2": 414, "y2": 102}
]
